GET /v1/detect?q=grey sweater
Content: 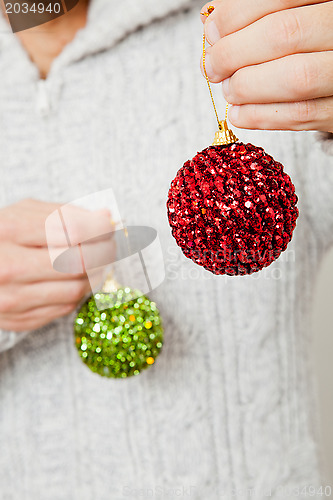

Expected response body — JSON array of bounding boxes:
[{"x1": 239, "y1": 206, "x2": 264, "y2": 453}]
[{"x1": 0, "y1": 0, "x2": 333, "y2": 498}]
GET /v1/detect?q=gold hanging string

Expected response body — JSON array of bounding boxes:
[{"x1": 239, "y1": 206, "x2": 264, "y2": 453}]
[
  {"x1": 202, "y1": 30, "x2": 222, "y2": 130},
  {"x1": 102, "y1": 217, "x2": 132, "y2": 293},
  {"x1": 201, "y1": 6, "x2": 238, "y2": 145},
  {"x1": 201, "y1": 5, "x2": 226, "y2": 130}
]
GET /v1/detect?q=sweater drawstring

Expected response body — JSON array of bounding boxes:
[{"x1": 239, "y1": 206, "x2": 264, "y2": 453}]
[{"x1": 36, "y1": 77, "x2": 64, "y2": 117}]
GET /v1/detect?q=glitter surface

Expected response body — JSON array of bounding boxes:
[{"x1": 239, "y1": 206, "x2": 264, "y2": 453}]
[
  {"x1": 74, "y1": 289, "x2": 163, "y2": 378},
  {"x1": 167, "y1": 142, "x2": 299, "y2": 275}
]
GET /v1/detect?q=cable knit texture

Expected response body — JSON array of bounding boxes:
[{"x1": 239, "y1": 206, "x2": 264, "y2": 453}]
[{"x1": 0, "y1": 1, "x2": 333, "y2": 498}]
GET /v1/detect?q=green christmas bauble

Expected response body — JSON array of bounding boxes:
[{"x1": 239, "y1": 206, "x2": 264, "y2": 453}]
[{"x1": 74, "y1": 288, "x2": 163, "y2": 378}]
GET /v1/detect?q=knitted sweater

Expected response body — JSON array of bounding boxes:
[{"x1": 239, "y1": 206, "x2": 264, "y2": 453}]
[{"x1": 0, "y1": 1, "x2": 333, "y2": 499}]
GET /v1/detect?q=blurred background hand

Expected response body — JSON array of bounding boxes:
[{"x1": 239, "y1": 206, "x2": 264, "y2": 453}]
[{"x1": 0, "y1": 199, "x2": 115, "y2": 332}]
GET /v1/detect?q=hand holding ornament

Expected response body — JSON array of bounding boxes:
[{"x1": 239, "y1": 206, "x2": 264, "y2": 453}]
[
  {"x1": 0, "y1": 199, "x2": 114, "y2": 332},
  {"x1": 200, "y1": 0, "x2": 333, "y2": 133}
]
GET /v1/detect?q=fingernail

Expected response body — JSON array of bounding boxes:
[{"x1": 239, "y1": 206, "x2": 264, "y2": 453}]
[
  {"x1": 205, "y1": 20, "x2": 220, "y2": 44},
  {"x1": 222, "y1": 78, "x2": 230, "y2": 99},
  {"x1": 228, "y1": 105, "x2": 239, "y2": 123},
  {"x1": 201, "y1": 53, "x2": 215, "y2": 80}
]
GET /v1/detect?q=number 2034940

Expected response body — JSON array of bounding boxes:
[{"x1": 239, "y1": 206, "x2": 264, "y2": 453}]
[
  {"x1": 5, "y1": 2, "x2": 62, "y2": 14},
  {"x1": 4, "y1": 0, "x2": 80, "y2": 32}
]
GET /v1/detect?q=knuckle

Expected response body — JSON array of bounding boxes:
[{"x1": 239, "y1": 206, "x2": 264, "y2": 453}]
[
  {"x1": 290, "y1": 100, "x2": 318, "y2": 124},
  {"x1": 271, "y1": 10, "x2": 302, "y2": 53},
  {"x1": 291, "y1": 58, "x2": 319, "y2": 99}
]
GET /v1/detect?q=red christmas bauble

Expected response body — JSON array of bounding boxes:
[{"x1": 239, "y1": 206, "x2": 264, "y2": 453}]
[{"x1": 167, "y1": 142, "x2": 299, "y2": 276}]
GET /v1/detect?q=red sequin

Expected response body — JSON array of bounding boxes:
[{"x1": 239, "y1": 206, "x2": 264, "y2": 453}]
[{"x1": 167, "y1": 142, "x2": 299, "y2": 276}]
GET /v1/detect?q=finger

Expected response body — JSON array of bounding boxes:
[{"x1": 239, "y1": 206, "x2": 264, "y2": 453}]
[
  {"x1": 228, "y1": 97, "x2": 333, "y2": 132},
  {"x1": 202, "y1": 3, "x2": 333, "y2": 83},
  {"x1": 0, "y1": 280, "x2": 89, "y2": 313},
  {"x1": 0, "y1": 272, "x2": 104, "y2": 314},
  {"x1": 200, "y1": 0, "x2": 220, "y2": 22},
  {"x1": 0, "y1": 303, "x2": 77, "y2": 332},
  {"x1": 0, "y1": 229, "x2": 116, "y2": 283},
  {"x1": 0, "y1": 244, "x2": 89, "y2": 283},
  {"x1": 50, "y1": 233, "x2": 116, "y2": 274},
  {"x1": 52, "y1": 206, "x2": 114, "y2": 248},
  {"x1": 0, "y1": 198, "x2": 114, "y2": 247},
  {"x1": 200, "y1": 0, "x2": 331, "y2": 38},
  {"x1": 222, "y1": 52, "x2": 333, "y2": 105},
  {"x1": 0, "y1": 199, "x2": 91, "y2": 246}
]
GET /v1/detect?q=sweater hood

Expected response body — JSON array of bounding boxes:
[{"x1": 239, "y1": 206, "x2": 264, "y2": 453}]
[{"x1": 0, "y1": 0, "x2": 195, "y2": 76}]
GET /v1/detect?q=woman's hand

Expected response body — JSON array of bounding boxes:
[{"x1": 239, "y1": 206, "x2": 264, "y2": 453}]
[
  {"x1": 0, "y1": 199, "x2": 115, "y2": 332},
  {"x1": 200, "y1": 0, "x2": 333, "y2": 133}
]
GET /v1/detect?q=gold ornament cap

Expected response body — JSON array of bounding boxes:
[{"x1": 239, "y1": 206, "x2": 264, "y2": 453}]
[
  {"x1": 212, "y1": 120, "x2": 238, "y2": 146},
  {"x1": 102, "y1": 270, "x2": 121, "y2": 293}
]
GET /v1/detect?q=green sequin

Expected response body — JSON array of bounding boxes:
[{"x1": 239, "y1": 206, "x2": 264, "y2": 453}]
[{"x1": 74, "y1": 288, "x2": 163, "y2": 378}]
